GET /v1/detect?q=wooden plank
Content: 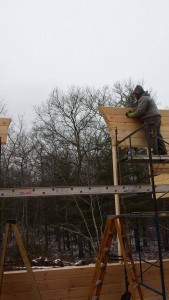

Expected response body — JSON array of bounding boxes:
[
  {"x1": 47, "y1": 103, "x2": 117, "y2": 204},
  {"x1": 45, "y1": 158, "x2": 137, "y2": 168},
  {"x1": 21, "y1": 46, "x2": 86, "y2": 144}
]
[
  {"x1": 3, "y1": 264, "x2": 124, "y2": 282},
  {"x1": 66, "y1": 297, "x2": 164, "y2": 300},
  {"x1": 115, "y1": 137, "x2": 147, "y2": 147},
  {"x1": 2, "y1": 291, "x2": 164, "y2": 300},
  {"x1": 99, "y1": 106, "x2": 169, "y2": 118},
  {"x1": 155, "y1": 174, "x2": 169, "y2": 184},
  {"x1": 161, "y1": 117, "x2": 169, "y2": 125},
  {"x1": 2, "y1": 293, "x2": 34, "y2": 300},
  {"x1": 0, "y1": 119, "x2": 11, "y2": 126},
  {"x1": 154, "y1": 169, "x2": 169, "y2": 175},
  {"x1": 2, "y1": 282, "x2": 33, "y2": 294},
  {"x1": 0, "y1": 127, "x2": 10, "y2": 135},
  {"x1": 109, "y1": 122, "x2": 145, "y2": 131},
  {"x1": 153, "y1": 163, "x2": 169, "y2": 175},
  {"x1": 40, "y1": 283, "x2": 126, "y2": 298},
  {"x1": 110, "y1": 128, "x2": 145, "y2": 137},
  {"x1": 3, "y1": 276, "x2": 118, "y2": 292},
  {"x1": 142, "y1": 267, "x2": 169, "y2": 278},
  {"x1": 0, "y1": 135, "x2": 9, "y2": 145},
  {"x1": 74, "y1": 296, "x2": 140, "y2": 300},
  {"x1": 109, "y1": 125, "x2": 169, "y2": 138},
  {"x1": 67, "y1": 295, "x2": 126, "y2": 300},
  {"x1": 1, "y1": 292, "x2": 127, "y2": 300},
  {"x1": 155, "y1": 174, "x2": 169, "y2": 198},
  {"x1": 143, "y1": 279, "x2": 169, "y2": 291},
  {"x1": 106, "y1": 116, "x2": 169, "y2": 127}
]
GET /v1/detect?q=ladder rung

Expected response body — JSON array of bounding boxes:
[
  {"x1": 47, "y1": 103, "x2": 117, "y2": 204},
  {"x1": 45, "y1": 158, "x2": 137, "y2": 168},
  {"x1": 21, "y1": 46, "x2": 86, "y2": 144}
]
[
  {"x1": 125, "y1": 250, "x2": 131, "y2": 256},
  {"x1": 122, "y1": 234, "x2": 127, "y2": 239},
  {"x1": 95, "y1": 279, "x2": 103, "y2": 286},
  {"x1": 100, "y1": 263, "x2": 106, "y2": 269},
  {"x1": 134, "y1": 282, "x2": 139, "y2": 289},
  {"x1": 104, "y1": 247, "x2": 110, "y2": 253}
]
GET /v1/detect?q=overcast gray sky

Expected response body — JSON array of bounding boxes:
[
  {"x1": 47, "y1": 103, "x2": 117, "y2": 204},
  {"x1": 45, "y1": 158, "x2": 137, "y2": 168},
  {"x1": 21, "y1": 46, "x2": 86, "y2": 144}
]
[{"x1": 0, "y1": 0, "x2": 169, "y2": 125}]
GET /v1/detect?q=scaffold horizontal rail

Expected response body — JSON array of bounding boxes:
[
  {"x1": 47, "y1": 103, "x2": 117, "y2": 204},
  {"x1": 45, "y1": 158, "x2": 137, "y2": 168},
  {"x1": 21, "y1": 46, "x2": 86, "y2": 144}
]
[
  {"x1": 122, "y1": 154, "x2": 169, "y2": 163},
  {"x1": 0, "y1": 184, "x2": 169, "y2": 198}
]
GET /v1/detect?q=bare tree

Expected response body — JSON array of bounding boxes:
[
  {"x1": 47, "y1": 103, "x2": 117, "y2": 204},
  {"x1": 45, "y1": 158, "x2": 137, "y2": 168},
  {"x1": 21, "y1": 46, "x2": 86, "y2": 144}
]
[
  {"x1": 31, "y1": 86, "x2": 113, "y2": 254},
  {"x1": 1, "y1": 116, "x2": 34, "y2": 187},
  {"x1": 33, "y1": 86, "x2": 112, "y2": 185}
]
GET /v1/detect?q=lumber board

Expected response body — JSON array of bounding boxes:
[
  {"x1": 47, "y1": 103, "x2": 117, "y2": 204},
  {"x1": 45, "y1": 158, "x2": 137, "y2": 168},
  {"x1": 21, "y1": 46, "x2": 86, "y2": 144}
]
[
  {"x1": 3, "y1": 264, "x2": 124, "y2": 282},
  {"x1": 155, "y1": 174, "x2": 169, "y2": 198},
  {"x1": 2, "y1": 282, "x2": 32, "y2": 294},
  {"x1": 153, "y1": 163, "x2": 169, "y2": 175},
  {"x1": 1, "y1": 293, "x2": 34, "y2": 300},
  {"x1": 69, "y1": 297, "x2": 163, "y2": 300},
  {"x1": 0, "y1": 127, "x2": 10, "y2": 135},
  {"x1": 0, "y1": 293, "x2": 130, "y2": 300},
  {"x1": 99, "y1": 107, "x2": 169, "y2": 117},
  {"x1": 2, "y1": 274, "x2": 125, "y2": 293},
  {"x1": 0, "y1": 119, "x2": 11, "y2": 126},
  {"x1": 0, "y1": 135, "x2": 9, "y2": 145},
  {"x1": 155, "y1": 174, "x2": 169, "y2": 184},
  {"x1": 109, "y1": 128, "x2": 145, "y2": 138},
  {"x1": 68, "y1": 295, "x2": 128, "y2": 300}
]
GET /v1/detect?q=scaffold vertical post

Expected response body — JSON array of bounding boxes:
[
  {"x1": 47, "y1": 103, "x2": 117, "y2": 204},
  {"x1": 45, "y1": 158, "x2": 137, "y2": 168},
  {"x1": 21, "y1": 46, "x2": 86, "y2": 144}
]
[
  {"x1": 112, "y1": 128, "x2": 121, "y2": 257},
  {"x1": 146, "y1": 122, "x2": 166, "y2": 300}
]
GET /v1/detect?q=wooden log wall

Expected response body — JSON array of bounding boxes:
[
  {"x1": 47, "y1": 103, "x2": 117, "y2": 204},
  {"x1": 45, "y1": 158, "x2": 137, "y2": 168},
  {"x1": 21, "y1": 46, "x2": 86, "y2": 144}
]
[
  {"x1": 99, "y1": 106, "x2": 169, "y2": 176},
  {"x1": 0, "y1": 118, "x2": 11, "y2": 145},
  {"x1": 155, "y1": 174, "x2": 169, "y2": 198},
  {"x1": 1, "y1": 260, "x2": 169, "y2": 299}
]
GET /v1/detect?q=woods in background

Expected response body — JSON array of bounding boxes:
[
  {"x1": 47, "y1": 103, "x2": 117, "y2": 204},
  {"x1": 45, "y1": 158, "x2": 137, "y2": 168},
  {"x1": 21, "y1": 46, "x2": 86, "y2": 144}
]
[{"x1": 1, "y1": 80, "x2": 168, "y2": 262}]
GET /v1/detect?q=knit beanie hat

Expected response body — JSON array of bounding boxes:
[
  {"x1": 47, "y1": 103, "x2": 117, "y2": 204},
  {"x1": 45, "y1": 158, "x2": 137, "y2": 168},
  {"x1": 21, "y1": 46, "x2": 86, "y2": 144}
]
[{"x1": 133, "y1": 85, "x2": 144, "y2": 95}]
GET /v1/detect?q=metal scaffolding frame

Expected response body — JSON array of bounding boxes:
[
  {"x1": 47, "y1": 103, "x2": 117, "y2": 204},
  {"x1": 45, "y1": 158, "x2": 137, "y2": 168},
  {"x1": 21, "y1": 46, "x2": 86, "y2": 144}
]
[{"x1": 116, "y1": 122, "x2": 169, "y2": 300}]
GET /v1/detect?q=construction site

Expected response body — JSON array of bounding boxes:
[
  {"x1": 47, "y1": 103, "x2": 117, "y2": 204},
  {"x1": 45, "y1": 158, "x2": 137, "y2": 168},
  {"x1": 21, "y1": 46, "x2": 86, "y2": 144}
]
[{"x1": 0, "y1": 105, "x2": 169, "y2": 300}]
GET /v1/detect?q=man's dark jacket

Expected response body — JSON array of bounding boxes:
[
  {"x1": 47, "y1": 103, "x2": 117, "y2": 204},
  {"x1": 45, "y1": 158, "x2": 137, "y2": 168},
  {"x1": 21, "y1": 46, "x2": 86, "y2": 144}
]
[{"x1": 131, "y1": 92, "x2": 160, "y2": 121}]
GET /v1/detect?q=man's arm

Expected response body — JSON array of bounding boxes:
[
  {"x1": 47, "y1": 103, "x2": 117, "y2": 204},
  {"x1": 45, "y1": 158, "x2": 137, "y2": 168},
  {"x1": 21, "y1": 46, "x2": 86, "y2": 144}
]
[{"x1": 132, "y1": 97, "x2": 149, "y2": 118}]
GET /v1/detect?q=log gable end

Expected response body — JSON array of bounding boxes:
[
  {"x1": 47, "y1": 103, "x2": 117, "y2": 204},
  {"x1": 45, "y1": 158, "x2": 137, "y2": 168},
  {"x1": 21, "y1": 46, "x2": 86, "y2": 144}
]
[
  {"x1": 99, "y1": 106, "x2": 169, "y2": 150},
  {"x1": 0, "y1": 118, "x2": 11, "y2": 144}
]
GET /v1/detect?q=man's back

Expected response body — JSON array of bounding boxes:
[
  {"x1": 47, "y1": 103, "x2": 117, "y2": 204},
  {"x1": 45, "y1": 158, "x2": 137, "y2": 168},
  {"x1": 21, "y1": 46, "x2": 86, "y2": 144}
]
[{"x1": 132, "y1": 91, "x2": 160, "y2": 121}]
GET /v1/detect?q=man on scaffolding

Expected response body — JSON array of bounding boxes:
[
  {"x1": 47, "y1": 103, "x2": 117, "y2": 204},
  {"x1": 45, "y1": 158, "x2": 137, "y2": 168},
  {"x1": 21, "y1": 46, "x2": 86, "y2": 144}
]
[{"x1": 126, "y1": 85, "x2": 167, "y2": 155}]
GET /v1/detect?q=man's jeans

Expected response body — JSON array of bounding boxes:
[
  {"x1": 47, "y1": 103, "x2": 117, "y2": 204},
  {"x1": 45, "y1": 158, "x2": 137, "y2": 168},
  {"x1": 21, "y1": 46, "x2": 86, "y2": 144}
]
[{"x1": 144, "y1": 115, "x2": 167, "y2": 155}]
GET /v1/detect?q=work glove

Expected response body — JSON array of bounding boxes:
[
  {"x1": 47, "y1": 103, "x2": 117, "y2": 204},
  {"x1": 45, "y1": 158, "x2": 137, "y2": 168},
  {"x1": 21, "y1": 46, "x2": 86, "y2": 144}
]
[{"x1": 126, "y1": 111, "x2": 134, "y2": 118}]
